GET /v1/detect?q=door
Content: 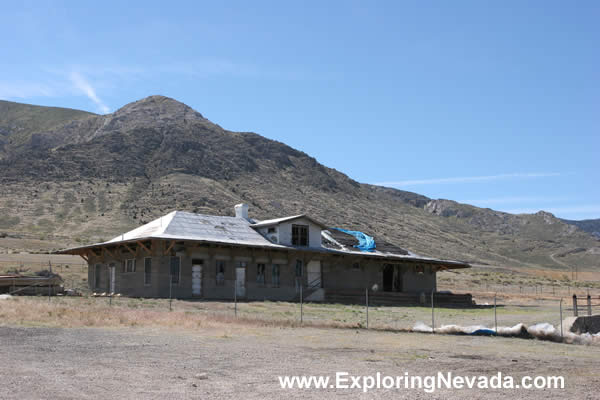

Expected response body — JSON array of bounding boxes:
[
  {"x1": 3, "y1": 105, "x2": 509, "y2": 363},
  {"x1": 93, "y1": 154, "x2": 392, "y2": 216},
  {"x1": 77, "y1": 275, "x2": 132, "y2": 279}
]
[
  {"x1": 235, "y1": 267, "x2": 246, "y2": 297},
  {"x1": 109, "y1": 265, "x2": 116, "y2": 293},
  {"x1": 307, "y1": 261, "x2": 321, "y2": 288},
  {"x1": 192, "y1": 263, "x2": 203, "y2": 297},
  {"x1": 383, "y1": 264, "x2": 393, "y2": 292}
]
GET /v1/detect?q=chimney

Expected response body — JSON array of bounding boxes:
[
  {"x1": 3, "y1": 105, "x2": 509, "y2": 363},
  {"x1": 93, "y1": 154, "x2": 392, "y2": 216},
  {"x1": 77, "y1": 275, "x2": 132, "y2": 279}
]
[{"x1": 234, "y1": 203, "x2": 249, "y2": 220}]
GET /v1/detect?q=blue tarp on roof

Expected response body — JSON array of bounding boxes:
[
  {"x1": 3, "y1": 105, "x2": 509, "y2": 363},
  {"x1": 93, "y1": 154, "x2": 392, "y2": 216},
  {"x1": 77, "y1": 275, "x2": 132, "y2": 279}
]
[{"x1": 331, "y1": 228, "x2": 376, "y2": 252}]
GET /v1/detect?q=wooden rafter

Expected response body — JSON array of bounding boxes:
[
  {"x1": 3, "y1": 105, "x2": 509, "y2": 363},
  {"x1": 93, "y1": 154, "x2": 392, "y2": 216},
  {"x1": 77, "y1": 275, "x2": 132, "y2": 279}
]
[
  {"x1": 164, "y1": 241, "x2": 175, "y2": 255},
  {"x1": 103, "y1": 247, "x2": 116, "y2": 259},
  {"x1": 122, "y1": 243, "x2": 136, "y2": 257},
  {"x1": 136, "y1": 241, "x2": 151, "y2": 255}
]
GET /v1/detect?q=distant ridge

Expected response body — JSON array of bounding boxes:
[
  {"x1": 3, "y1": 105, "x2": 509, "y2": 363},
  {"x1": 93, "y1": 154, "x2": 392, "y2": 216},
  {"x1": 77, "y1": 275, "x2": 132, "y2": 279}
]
[{"x1": 0, "y1": 96, "x2": 598, "y2": 271}]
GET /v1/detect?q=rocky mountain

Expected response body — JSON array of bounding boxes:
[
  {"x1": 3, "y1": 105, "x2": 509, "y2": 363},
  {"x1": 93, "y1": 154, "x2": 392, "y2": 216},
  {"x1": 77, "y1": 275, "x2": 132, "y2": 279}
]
[
  {"x1": 561, "y1": 218, "x2": 600, "y2": 239},
  {"x1": 0, "y1": 96, "x2": 598, "y2": 271}
]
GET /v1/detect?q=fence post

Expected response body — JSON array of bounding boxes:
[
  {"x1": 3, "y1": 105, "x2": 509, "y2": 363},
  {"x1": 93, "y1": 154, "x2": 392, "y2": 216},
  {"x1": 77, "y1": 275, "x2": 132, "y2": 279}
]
[
  {"x1": 494, "y1": 293, "x2": 497, "y2": 334},
  {"x1": 587, "y1": 295, "x2": 592, "y2": 316},
  {"x1": 169, "y1": 274, "x2": 173, "y2": 312},
  {"x1": 109, "y1": 294, "x2": 112, "y2": 307},
  {"x1": 234, "y1": 279, "x2": 237, "y2": 317},
  {"x1": 572, "y1": 294, "x2": 578, "y2": 317},
  {"x1": 365, "y1": 288, "x2": 369, "y2": 329},
  {"x1": 431, "y1": 291, "x2": 435, "y2": 334},
  {"x1": 300, "y1": 285, "x2": 303, "y2": 324},
  {"x1": 559, "y1": 298, "x2": 563, "y2": 339}
]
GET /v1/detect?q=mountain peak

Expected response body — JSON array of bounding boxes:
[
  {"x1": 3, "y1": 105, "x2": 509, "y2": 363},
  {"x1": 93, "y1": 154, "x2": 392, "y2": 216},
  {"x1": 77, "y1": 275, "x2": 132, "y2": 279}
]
[{"x1": 115, "y1": 95, "x2": 205, "y2": 121}]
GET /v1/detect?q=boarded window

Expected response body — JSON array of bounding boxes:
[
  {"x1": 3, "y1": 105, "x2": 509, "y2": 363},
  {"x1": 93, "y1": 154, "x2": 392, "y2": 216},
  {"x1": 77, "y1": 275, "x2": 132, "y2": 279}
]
[
  {"x1": 415, "y1": 265, "x2": 425, "y2": 274},
  {"x1": 144, "y1": 258, "x2": 152, "y2": 285},
  {"x1": 126, "y1": 259, "x2": 136, "y2": 273},
  {"x1": 272, "y1": 264, "x2": 280, "y2": 287},
  {"x1": 170, "y1": 256, "x2": 180, "y2": 285},
  {"x1": 291, "y1": 224, "x2": 309, "y2": 246},
  {"x1": 256, "y1": 263, "x2": 265, "y2": 285},
  {"x1": 216, "y1": 260, "x2": 225, "y2": 285}
]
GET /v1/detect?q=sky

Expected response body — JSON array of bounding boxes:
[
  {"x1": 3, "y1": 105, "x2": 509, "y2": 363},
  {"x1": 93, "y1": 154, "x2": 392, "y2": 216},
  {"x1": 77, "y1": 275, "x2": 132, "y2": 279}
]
[{"x1": 1, "y1": 1, "x2": 598, "y2": 220}]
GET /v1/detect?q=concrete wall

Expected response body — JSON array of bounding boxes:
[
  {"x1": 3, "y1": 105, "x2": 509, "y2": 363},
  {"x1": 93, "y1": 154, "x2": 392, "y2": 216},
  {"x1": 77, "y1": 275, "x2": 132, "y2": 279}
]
[{"x1": 87, "y1": 241, "x2": 439, "y2": 299}]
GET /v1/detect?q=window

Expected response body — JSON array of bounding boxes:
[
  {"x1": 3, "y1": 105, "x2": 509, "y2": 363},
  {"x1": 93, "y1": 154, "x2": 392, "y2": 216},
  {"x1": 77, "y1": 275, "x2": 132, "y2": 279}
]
[
  {"x1": 126, "y1": 259, "x2": 136, "y2": 273},
  {"x1": 256, "y1": 263, "x2": 265, "y2": 285},
  {"x1": 272, "y1": 264, "x2": 280, "y2": 287},
  {"x1": 144, "y1": 258, "x2": 152, "y2": 285},
  {"x1": 236, "y1": 261, "x2": 247, "y2": 268},
  {"x1": 267, "y1": 227, "x2": 276, "y2": 234},
  {"x1": 216, "y1": 260, "x2": 225, "y2": 286},
  {"x1": 295, "y1": 259, "x2": 303, "y2": 277},
  {"x1": 415, "y1": 265, "x2": 425, "y2": 275},
  {"x1": 170, "y1": 256, "x2": 180, "y2": 285},
  {"x1": 94, "y1": 264, "x2": 101, "y2": 289},
  {"x1": 292, "y1": 224, "x2": 309, "y2": 246}
]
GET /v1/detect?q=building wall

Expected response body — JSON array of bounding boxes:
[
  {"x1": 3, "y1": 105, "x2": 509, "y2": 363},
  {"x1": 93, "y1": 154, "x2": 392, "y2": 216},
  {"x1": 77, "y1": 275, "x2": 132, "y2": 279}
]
[
  {"x1": 277, "y1": 218, "x2": 322, "y2": 248},
  {"x1": 87, "y1": 242, "x2": 438, "y2": 299}
]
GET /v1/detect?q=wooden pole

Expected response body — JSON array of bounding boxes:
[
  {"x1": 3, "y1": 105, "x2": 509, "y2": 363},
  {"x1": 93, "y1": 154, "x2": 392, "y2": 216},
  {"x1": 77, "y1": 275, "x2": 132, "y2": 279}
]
[
  {"x1": 494, "y1": 293, "x2": 497, "y2": 334},
  {"x1": 431, "y1": 291, "x2": 435, "y2": 334},
  {"x1": 300, "y1": 284, "x2": 303, "y2": 324},
  {"x1": 572, "y1": 294, "x2": 578, "y2": 317},
  {"x1": 587, "y1": 295, "x2": 592, "y2": 316},
  {"x1": 559, "y1": 298, "x2": 563, "y2": 339},
  {"x1": 365, "y1": 287, "x2": 369, "y2": 329}
]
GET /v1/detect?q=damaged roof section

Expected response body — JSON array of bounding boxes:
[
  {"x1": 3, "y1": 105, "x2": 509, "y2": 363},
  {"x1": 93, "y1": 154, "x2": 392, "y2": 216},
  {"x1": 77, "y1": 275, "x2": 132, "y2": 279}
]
[{"x1": 322, "y1": 229, "x2": 411, "y2": 255}]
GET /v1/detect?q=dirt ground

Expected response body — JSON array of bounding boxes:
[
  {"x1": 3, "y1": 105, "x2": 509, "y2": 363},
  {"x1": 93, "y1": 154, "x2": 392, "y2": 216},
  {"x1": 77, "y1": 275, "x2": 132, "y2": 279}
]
[{"x1": 0, "y1": 322, "x2": 598, "y2": 399}]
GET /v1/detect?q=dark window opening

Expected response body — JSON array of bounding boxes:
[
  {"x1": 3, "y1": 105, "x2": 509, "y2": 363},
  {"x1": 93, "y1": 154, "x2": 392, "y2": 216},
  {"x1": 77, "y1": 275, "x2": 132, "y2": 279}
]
[
  {"x1": 144, "y1": 258, "x2": 152, "y2": 285},
  {"x1": 170, "y1": 256, "x2": 180, "y2": 285},
  {"x1": 256, "y1": 263, "x2": 265, "y2": 285},
  {"x1": 292, "y1": 224, "x2": 309, "y2": 246},
  {"x1": 272, "y1": 264, "x2": 280, "y2": 287},
  {"x1": 216, "y1": 260, "x2": 225, "y2": 285},
  {"x1": 95, "y1": 264, "x2": 101, "y2": 289}
]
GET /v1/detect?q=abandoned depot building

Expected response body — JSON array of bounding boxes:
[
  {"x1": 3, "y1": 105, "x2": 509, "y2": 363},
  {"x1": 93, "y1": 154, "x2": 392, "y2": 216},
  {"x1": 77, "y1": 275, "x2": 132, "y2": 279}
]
[{"x1": 60, "y1": 204, "x2": 472, "y2": 305}]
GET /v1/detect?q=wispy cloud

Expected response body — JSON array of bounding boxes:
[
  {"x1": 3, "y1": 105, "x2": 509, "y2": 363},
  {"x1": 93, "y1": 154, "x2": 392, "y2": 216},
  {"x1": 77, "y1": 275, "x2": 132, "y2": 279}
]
[
  {"x1": 69, "y1": 71, "x2": 110, "y2": 114},
  {"x1": 376, "y1": 172, "x2": 562, "y2": 187}
]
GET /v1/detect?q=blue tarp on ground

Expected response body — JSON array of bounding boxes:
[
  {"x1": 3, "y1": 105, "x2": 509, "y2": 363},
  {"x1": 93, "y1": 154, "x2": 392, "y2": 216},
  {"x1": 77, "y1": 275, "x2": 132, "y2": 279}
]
[{"x1": 331, "y1": 228, "x2": 376, "y2": 252}]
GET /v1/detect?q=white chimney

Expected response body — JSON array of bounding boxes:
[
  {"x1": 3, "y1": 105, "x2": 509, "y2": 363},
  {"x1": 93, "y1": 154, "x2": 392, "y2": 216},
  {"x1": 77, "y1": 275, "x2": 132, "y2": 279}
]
[{"x1": 235, "y1": 203, "x2": 249, "y2": 219}]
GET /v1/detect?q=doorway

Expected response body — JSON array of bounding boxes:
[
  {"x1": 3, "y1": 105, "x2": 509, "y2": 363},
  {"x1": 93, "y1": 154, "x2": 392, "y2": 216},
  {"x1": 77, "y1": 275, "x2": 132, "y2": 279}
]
[
  {"x1": 109, "y1": 264, "x2": 116, "y2": 293},
  {"x1": 192, "y1": 259, "x2": 203, "y2": 297},
  {"x1": 383, "y1": 264, "x2": 393, "y2": 292},
  {"x1": 307, "y1": 260, "x2": 321, "y2": 288},
  {"x1": 235, "y1": 267, "x2": 246, "y2": 297}
]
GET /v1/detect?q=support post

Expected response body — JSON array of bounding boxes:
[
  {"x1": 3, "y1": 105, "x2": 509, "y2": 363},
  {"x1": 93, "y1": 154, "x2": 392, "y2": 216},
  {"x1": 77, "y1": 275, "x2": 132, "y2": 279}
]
[
  {"x1": 431, "y1": 291, "x2": 435, "y2": 334},
  {"x1": 587, "y1": 295, "x2": 592, "y2": 316},
  {"x1": 169, "y1": 274, "x2": 173, "y2": 312},
  {"x1": 572, "y1": 294, "x2": 578, "y2": 317},
  {"x1": 494, "y1": 293, "x2": 497, "y2": 334},
  {"x1": 365, "y1": 287, "x2": 369, "y2": 329},
  {"x1": 559, "y1": 298, "x2": 563, "y2": 339},
  {"x1": 300, "y1": 284, "x2": 303, "y2": 324}
]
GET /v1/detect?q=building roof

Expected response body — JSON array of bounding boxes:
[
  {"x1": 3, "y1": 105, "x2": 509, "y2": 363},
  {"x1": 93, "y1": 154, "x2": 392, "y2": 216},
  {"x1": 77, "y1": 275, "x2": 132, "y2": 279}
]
[
  {"x1": 57, "y1": 210, "x2": 470, "y2": 268},
  {"x1": 250, "y1": 214, "x2": 328, "y2": 229}
]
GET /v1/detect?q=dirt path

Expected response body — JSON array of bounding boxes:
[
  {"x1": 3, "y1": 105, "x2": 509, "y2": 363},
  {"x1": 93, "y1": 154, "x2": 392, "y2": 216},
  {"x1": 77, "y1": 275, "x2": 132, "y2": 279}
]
[{"x1": 0, "y1": 324, "x2": 598, "y2": 399}]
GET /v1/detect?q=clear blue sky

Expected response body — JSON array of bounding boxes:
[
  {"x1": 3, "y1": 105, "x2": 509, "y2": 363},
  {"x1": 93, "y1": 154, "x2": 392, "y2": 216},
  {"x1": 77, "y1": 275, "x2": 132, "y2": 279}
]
[{"x1": 1, "y1": 1, "x2": 598, "y2": 220}]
